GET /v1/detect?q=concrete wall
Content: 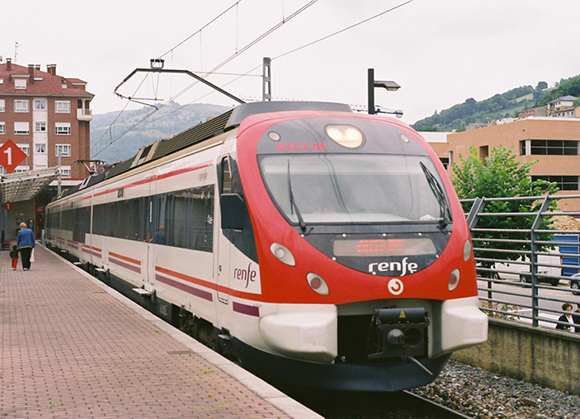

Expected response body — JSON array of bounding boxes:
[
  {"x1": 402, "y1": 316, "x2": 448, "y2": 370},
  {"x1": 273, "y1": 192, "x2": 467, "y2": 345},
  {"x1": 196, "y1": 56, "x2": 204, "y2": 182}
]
[{"x1": 452, "y1": 318, "x2": 580, "y2": 395}]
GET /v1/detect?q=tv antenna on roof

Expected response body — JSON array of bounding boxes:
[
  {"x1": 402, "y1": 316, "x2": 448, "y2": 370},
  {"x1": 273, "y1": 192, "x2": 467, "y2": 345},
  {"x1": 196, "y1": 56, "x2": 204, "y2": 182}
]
[{"x1": 14, "y1": 42, "x2": 20, "y2": 62}]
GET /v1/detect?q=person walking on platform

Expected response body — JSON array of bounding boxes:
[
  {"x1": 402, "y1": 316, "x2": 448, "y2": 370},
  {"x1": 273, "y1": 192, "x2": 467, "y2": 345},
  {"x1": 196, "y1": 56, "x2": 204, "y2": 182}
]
[
  {"x1": 10, "y1": 244, "x2": 19, "y2": 270},
  {"x1": 17, "y1": 222, "x2": 35, "y2": 271}
]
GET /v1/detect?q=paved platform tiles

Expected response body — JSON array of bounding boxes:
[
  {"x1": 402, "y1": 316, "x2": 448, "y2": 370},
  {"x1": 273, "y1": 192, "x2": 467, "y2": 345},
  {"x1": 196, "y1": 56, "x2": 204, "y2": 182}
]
[{"x1": 0, "y1": 245, "x2": 322, "y2": 419}]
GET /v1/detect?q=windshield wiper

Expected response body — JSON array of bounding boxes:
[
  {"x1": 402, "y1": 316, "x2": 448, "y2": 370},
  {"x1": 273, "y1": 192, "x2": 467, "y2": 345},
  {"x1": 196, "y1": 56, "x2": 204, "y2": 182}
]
[
  {"x1": 420, "y1": 162, "x2": 452, "y2": 231},
  {"x1": 287, "y1": 159, "x2": 309, "y2": 234}
]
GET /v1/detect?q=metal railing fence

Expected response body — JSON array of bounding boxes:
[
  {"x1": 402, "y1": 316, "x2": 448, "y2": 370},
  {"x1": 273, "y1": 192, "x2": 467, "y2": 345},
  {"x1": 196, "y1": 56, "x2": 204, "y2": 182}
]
[{"x1": 464, "y1": 194, "x2": 580, "y2": 330}]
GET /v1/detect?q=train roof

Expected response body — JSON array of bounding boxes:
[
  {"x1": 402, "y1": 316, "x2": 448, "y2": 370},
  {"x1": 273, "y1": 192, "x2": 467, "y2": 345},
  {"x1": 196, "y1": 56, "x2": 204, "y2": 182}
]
[{"x1": 57, "y1": 101, "x2": 352, "y2": 200}]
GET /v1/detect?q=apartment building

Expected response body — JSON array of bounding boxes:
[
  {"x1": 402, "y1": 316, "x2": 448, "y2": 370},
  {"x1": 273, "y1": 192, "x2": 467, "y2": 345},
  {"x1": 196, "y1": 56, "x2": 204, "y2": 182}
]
[
  {"x1": 0, "y1": 58, "x2": 93, "y2": 178},
  {"x1": 0, "y1": 58, "x2": 93, "y2": 240}
]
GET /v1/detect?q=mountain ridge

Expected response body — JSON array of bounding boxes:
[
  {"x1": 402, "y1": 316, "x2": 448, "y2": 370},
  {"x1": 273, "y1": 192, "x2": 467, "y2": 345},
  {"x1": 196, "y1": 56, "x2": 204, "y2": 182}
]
[
  {"x1": 90, "y1": 101, "x2": 229, "y2": 164},
  {"x1": 411, "y1": 74, "x2": 580, "y2": 132},
  {"x1": 90, "y1": 75, "x2": 580, "y2": 163}
]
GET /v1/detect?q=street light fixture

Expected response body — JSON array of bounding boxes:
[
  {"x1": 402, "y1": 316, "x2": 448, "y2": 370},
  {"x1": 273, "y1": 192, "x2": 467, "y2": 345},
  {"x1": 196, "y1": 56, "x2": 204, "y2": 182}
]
[{"x1": 368, "y1": 68, "x2": 400, "y2": 115}]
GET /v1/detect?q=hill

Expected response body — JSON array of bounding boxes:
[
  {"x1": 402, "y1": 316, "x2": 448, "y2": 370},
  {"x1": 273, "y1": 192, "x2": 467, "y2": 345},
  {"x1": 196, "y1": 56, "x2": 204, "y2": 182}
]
[
  {"x1": 411, "y1": 74, "x2": 580, "y2": 132},
  {"x1": 90, "y1": 102, "x2": 229, "y2": 164}
]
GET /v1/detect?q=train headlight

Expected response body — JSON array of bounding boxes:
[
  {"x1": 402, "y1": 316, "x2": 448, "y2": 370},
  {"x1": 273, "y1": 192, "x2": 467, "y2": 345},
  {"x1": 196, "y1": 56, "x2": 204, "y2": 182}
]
[
  {"x1": 270, "y1": 243, "x2": 296, "y2": 266},
  {"x1": 448, "y1": 269, "x2": 460, "y2": 291},
  {"x1": 463, "y1": 239, "x2": 472, "y2": 261},
  {"x1": 306, "y1": 272, "x2": 329, "y2": 296},
  {"x1": 325, "y1": 125, "x2": 364, "y2": 148}
]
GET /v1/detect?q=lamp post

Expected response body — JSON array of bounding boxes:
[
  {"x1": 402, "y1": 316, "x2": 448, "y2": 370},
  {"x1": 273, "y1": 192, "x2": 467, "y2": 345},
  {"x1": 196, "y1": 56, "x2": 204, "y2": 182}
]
[{"x1": 368, "y1": 68, "x2": 400, "y2": 115}]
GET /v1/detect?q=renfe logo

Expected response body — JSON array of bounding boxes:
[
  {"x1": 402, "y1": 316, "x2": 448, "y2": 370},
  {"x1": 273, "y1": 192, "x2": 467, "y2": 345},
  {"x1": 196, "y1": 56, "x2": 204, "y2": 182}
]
[
  {"x1": 368, "y1": 257, "x2": 418, "y2": 276},
  {"x1": 234, "y1": 263, "x2": 257, "y2": 288}
]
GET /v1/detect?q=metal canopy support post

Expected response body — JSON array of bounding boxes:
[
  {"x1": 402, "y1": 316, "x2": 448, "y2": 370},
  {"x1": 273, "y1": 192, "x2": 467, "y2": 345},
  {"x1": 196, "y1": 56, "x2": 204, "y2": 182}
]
[
  {"x1": 57, "y1": 150, "x2": 62, "y2": 196},
  {"x1": 262, "y1": 57, "x2": 272, "y2": 102}
]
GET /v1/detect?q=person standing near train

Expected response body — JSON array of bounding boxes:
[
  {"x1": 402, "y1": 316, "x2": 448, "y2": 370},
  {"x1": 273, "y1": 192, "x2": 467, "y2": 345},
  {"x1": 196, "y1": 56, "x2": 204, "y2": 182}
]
[
  {"x1": 17, "y1": 222, "x2": 35, "y2": 271},
  {"x1": 556, "y1": 303, "x2": 576, "y2": 332},
  {"x1": 574, "y1": 303, "x2": 580, "y2": 333}
]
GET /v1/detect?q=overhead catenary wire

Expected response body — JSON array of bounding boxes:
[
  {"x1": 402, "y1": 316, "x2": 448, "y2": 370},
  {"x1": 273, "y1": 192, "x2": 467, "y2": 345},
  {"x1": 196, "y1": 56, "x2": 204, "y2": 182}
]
[
  {"x1": 92, "y1": 0, "x2": 414, "y2": 158},
  {"x1": 166, "y1": 0, "x2": 319, "y2": 105},
  {"x1": 171, "y1": 0, "x2": 417, "y2": 106},
  {"x1": 92, "y1": 1, "x2": 246, "y2": 157},
  {"x1": 91, "y1": 73, "x2": 152, "y2": 155},
  {"x1": 158, "y1": 0, "x2": 244, "y2": 60},
  {"x1": 272, "y1": 0, "x2": 415, "y2": 61},
  {"x1": 93, "y1": 1, "x2": 318, "y2": 158}
]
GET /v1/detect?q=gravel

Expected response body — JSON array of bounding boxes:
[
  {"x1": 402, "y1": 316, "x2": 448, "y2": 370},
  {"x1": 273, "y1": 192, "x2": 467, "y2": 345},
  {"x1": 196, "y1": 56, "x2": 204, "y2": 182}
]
[{"x1": 410, "y1": 359, "x2": 580, "y2": 418}]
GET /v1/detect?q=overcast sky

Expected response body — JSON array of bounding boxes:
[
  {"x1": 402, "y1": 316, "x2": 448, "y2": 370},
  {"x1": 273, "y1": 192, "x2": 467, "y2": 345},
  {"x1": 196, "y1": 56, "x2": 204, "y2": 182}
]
[{"x1": 2, "y1": 0, "x2": 579, "y2": 125}]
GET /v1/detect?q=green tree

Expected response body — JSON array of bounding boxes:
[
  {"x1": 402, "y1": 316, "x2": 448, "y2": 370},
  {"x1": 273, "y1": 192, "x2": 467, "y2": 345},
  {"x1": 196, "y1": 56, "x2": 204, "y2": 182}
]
[{"x1": 452, "y1": 145, "x2": 559, "y2": 270}]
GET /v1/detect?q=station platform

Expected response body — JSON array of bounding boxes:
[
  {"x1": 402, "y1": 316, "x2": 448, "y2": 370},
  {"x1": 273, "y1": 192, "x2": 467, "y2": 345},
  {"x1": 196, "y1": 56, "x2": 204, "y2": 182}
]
[{"x1": 0, "y1": 244, "x2": 322, "y2": 419}]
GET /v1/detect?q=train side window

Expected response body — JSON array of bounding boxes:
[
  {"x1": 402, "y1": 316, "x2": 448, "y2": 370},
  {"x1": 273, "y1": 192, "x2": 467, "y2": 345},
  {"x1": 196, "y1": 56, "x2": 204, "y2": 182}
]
[{"x1": 220, "y1": 157, "x2": 232, "y2": 194}]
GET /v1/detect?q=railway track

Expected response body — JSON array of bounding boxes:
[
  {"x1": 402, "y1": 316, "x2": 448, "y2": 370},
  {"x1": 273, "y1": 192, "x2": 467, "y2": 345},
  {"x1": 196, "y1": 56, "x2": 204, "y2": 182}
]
[
  {"x1": 402, "y1": 390, "x2": 472, "y2": 418},
  {"x1": 281, "y1": 386, "x2": 472, "y2": 419}
]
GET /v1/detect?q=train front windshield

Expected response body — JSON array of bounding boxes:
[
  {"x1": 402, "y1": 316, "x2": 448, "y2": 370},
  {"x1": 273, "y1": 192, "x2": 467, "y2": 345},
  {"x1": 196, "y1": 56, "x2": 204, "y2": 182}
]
[{"x1": 259, "y1": 154, "x2": 451, "y2": 225}]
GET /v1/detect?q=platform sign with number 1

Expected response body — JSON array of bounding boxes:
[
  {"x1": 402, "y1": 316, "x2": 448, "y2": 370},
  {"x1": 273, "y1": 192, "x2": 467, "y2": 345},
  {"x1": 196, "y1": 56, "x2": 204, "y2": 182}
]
[{"x1": 0, "y1": 139, "x2": 28, "y2": 174}]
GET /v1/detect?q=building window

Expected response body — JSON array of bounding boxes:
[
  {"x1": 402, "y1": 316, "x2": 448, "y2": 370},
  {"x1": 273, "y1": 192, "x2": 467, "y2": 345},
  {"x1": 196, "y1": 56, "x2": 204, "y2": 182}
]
[
  {"x1": 59, "y1": 166, "x2": 72, "y2": 178},
  {"x1": 0, "y1": 122, "x2": 5, "y2": 135},
  {"x1": 479, "y1": 145, "x2": 489, "y2": 160},
  {"x1": 14, "y1": 165, "x2": 30, "y2": 173},
  {"x1": 35, "y1": 143, "x2": 47, "y2": 154},
  {"x1": 55, "y1": 122, "x2": 71, "y2": 135},
  {"x1": 14, "y1": 122, "x2": 30, "y2": 135},
  {"x1": 521, "y1": 139, "x2": 580, "y2": 156},
  {"x1": 14, "y1": 78, "x2": 27, "y2": 89},
  {"x1": 0, "y1": 99, "x2": 5, "y2": 112},
  {"x1": 15, "y1": 100, "x2": 29, "y2": 113},
  {"x1": 55, "y1": 144, "x2": 71, "y2": 157},
  {"x1": 532, "y1": 176, "x2": 580, "y2": 191},
  {"x1": 35, "y1": 99, "x2": 47, "y2": 110},
  {"x1": 55, "y1": 101, "x2": 70, "y2": 113},
  {"x1": 17, "y1": 144, "x2": 30, "y2": 156},
  {"x1": 35, "y1": 122, "x2": 47, "y2": 132}
]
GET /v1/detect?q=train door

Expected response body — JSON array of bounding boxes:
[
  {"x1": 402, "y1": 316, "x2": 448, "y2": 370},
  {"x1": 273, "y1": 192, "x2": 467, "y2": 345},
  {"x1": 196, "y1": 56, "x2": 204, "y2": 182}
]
[
  {"x1": 216, "y1": 156, "x2": 232, "y2": 304},
  {"x1": 145, "y1": 175, "x2": 158, "y2": 292}
]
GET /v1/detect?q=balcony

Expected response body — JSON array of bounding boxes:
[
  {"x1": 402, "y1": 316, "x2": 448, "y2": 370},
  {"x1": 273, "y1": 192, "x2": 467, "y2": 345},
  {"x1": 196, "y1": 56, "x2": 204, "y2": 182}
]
[{"x1": 77, "y1": 108, "x2": 93, "y2": 122}]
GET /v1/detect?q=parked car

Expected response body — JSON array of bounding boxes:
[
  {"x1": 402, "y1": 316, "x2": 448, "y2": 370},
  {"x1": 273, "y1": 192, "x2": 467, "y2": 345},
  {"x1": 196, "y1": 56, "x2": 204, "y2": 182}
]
[
  {"x1": 519, "y1": 272, "x2": 560, "y2": 287},
  {"x1": 493, "y1": 251, "x2": 561, "y2": 286}
]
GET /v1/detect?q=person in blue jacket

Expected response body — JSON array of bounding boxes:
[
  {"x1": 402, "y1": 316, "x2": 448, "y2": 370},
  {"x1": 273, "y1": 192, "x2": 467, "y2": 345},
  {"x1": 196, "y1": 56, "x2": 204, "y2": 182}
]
[{"x1": 17, "y1": 222, "x2": 35, "y2": 271}]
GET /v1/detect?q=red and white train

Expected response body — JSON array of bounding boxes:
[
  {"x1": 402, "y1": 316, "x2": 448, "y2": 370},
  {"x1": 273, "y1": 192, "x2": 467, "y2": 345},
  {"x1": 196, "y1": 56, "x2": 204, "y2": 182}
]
[{"x1": 46, "y1": 101, "x2": 487, "y2": 391}]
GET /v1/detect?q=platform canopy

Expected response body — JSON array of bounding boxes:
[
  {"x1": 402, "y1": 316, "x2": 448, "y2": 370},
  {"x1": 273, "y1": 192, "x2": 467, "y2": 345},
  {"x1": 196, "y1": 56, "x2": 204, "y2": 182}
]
[{"x1": 0, "y1": 167, "x2": 59, "y2": 203}]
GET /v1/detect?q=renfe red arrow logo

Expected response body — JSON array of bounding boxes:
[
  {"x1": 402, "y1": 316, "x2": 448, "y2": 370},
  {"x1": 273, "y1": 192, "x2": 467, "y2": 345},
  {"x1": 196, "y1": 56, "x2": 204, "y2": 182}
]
[{"x1": 0, "y1": 139, "x2": 28, "y2": 174}]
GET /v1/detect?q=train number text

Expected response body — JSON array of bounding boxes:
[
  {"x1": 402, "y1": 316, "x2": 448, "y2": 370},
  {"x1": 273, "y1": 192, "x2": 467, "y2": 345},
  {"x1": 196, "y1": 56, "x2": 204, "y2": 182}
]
[{"x1": 276, "y1": 142, "x2": 326, "y2": 152}]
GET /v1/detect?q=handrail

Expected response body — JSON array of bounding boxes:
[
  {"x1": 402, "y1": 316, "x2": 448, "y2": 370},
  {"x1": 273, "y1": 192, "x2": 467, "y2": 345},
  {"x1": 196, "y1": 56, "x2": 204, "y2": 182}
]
[{"x1": 464, "y1": 194, "x2": 580, "y2": 331}]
